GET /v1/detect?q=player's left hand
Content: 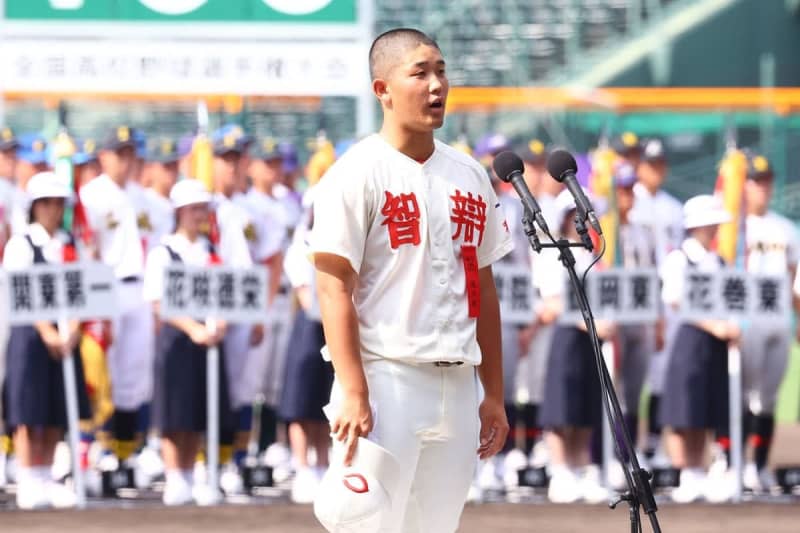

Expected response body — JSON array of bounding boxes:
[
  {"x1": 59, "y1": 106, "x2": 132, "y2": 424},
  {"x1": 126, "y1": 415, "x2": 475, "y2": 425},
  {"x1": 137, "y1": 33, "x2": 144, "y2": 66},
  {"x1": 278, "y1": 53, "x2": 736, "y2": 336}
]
[{"x1": 477, "y1": 397, "x2": 509, "y2": 460}]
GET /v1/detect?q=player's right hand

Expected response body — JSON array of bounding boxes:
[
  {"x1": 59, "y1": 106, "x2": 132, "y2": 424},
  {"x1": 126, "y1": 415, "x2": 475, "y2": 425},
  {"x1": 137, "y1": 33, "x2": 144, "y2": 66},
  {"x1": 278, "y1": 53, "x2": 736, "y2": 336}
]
[
  {"x1": 41, "y1": 328, "x2": 68, "y2": 360},
  {"x1": 189, "y1": 323, "x2": 213, "y2": 346},
  {"x1": 332, "y1": 391, "x2": 373, "y2": 467}
]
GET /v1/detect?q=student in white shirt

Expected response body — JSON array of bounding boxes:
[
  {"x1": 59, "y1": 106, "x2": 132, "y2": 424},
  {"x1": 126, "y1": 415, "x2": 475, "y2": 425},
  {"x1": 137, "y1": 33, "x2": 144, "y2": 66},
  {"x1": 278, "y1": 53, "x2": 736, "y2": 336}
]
[
  {"x1": 3, "y1": 172, "x2": 91, "y2": 509},
  {"x1": 311, "y1": 29, "x2": 512, "y2": 533},
  {"x1": 143, "y1": 179, "x2": 234, "y2": 506},
  {"x1": 659, "y1": 195, "x2": 739, "y2": 503}
]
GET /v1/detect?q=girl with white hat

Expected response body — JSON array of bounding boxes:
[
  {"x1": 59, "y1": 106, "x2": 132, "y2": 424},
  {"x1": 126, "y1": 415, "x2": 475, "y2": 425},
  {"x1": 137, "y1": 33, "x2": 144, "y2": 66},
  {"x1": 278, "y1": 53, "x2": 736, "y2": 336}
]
[
  {"x1": 659, "y1": 194, "x2": 738, "y2": 503},
  {"x1": 536, "y1": 188, "x2": 612, "y2": 504},
  {"x1": 142, "y1": 179, "x2": 235, "y2": 505},
  {"x1": 3, "y1": 171, "x2": 91, "y2": 509}
]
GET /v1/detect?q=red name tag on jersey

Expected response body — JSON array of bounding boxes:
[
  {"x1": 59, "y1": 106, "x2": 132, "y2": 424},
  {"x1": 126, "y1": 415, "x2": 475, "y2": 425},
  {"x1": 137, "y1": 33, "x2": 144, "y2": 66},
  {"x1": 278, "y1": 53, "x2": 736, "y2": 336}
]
[{"x1": 462, "y1": 245, "x2": 481, "y2": 318}]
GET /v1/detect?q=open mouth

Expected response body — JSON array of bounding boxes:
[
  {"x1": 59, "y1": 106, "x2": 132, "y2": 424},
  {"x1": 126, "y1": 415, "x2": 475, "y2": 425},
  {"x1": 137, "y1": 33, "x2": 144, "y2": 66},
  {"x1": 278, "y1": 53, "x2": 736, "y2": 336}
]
[{"x1": 429, "y1": 100, "x2": 444, "y2": 110}]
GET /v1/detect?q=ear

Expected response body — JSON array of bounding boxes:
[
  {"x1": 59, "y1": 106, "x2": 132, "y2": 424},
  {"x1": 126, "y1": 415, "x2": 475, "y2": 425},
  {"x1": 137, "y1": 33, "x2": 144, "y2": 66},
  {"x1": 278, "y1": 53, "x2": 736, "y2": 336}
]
[{"x1": 373, "y1": 78, "x2": 391, "y2": 107}]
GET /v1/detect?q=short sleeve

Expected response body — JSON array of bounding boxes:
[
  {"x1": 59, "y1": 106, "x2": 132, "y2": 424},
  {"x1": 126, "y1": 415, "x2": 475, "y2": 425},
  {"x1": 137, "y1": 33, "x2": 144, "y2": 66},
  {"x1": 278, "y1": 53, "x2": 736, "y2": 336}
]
[
  {"x1": 143, "y1": 246, "x2": 170, "y2": 303},
  {"x1": 476, "y1": 178, "x2": 514, "y2": 268},
  {"x1": 309, "y1": 164, "x2": 373, "y2": 274},
  {"x1": 217, "y1": 206, "x2": 254, "y2": 268},
  {"x1": 2, "y1": 235, "x2": 34, "y2": 271},
  {"x1": 660, "y1": 251, "x2": 686, "y2": 307}
]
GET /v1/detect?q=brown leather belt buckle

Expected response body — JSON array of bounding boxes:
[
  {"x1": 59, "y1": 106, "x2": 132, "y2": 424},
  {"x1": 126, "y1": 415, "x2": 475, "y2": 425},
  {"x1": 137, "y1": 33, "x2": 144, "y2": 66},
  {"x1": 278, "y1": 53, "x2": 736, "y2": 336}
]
[{"x1": 433, "y1": 361, "x2": 464, "y2": 367}]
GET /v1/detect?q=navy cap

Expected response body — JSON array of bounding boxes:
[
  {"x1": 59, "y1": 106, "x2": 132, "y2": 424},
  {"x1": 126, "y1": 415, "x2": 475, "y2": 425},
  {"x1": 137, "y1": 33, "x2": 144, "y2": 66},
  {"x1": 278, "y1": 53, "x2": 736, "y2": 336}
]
[
  {"x1": 614, "y1": 161, "x2": 637, "y2": 188},
  {"x1": 133, "y1": 128, "x2": 147, "y2": 159},
  {"x1": 219, "y1": 124, "x2": 252, "y2": 147},
  {"x1": 250, "y1": 137, "x2": 282, "y2": 161},
  {"x1": 147, "y1": 137, "x2": 181, "y2": 164},
  {"x1": 746, "y1": 153, "x2": 773, "y2": 181},
  {"x1": 611, "y1": 131, "x2": 642, "y2": 156},
  {"x1": 17, "y1": 133, "x2": 49, "y2": 165},
  {"x1": 279, "y1": 141, "x2": 298, "y2": 173},
  {"x1": 520, "y1": 138, "x2": 547, "y2": 164},
  {"x1": 211, "y1": 127, "x2": 245, "y2": 156},
  {"x1": 641, "y1": 138, "x2": 666, "y2": 162},
  {"x1": 73, "y1": 138, "x2": 99, "y2": 166},
  {"x1": 0, "y1": 127, "x2": 19, "y2": 151},
  {"x1": 102, "y1": 125, "x2": 136, "y2": 151}
]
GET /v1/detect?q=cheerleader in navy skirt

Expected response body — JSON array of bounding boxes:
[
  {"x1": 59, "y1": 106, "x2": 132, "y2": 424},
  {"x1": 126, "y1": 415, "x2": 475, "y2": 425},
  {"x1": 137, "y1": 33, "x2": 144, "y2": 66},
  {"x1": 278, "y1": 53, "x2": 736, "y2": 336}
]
[
  {"x1": 537, "y1": 189, "x2": 612, "y2": 504},
  {"x1": 3, "y1": 172, "x2": 91, "y2": 509},
  {"x1": 143, "y1": 179, "x2": 234, "y2": 506},
  {"x1": 278, "y1": 149, "x2": 334, "y2": 504},
  {"x1": 658, "y1": 194, "x2": 738, "y2": 503}
]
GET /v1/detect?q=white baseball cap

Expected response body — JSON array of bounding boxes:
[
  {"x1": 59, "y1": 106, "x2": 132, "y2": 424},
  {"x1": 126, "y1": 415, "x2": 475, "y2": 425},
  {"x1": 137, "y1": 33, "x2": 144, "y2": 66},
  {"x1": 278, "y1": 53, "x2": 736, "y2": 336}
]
[
  {"x1": 314, "y1": 438, "x2": 401, "y2": 533},
  {"x1": 683, "y1": 194, "x2": 731, "y2": 229},
  {"x1": 26, "y1": 171, "x2": 73, "y2": 202},
  {"x1": 169, "y1": 179, "x2": 211, "y2": 209}
]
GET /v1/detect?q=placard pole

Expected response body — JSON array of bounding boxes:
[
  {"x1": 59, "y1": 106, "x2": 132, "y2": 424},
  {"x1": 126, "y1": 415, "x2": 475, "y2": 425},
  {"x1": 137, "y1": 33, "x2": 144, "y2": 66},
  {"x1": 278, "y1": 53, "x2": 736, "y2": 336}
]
[{"x1": 57, "y1": 316, "x2": 86, "y2": 509}]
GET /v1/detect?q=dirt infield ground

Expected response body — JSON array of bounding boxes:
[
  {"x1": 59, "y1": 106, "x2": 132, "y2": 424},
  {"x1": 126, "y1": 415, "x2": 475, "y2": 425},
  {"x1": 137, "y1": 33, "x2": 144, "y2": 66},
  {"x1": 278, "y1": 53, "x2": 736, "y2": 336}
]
[
  {"x1": 1, "y1": 502, "x2": 799, "y2": 533},
  {"x1": 1, "y1": 424, "x2": 798, "y2": 533}
]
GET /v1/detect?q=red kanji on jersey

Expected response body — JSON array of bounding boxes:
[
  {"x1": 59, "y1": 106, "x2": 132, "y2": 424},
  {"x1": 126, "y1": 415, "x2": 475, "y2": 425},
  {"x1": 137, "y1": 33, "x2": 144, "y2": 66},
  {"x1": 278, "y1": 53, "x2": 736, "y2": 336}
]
[
  {"x1": 381, "y1": 191, "x2": 421, "y2": 249},
  {"x1": 451, "y1": 189, "x2": 487, "y2": 245}
]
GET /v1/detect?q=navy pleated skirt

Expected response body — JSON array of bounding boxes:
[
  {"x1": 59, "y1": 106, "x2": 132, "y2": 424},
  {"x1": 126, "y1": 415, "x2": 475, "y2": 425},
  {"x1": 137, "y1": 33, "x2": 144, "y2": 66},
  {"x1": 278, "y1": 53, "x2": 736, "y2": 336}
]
[
  {"x1": 660, "y1": 323, "x2": 729, "y2": 432},
  {"x1": 4, "y1": 325, "x2": 91, "y2": 429},
  {"x1": 152, "y1": 324, "x2": 235, "y2": 434},
  {"x1": 539, "y1": 325, "x2": 602, "y2": 429},
  {"x1": 279, "y1": 310, "x2": 333, "y2": 423}
]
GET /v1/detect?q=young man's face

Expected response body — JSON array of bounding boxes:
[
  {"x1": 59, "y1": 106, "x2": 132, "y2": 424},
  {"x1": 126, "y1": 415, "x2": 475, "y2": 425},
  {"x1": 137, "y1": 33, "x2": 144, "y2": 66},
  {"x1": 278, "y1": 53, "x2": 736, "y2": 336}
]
[
  {"x1": 615, "y1": 185, "x2": 635, "y2": 216},
  {"x1": 745, "y1": 176, "x2": 773, "y2": 214},
  {"x1": 0, "y1": 148, "x2": 17, "y2": 180},
  {"x1": 379, "y1": 44, "x2": 449, "y2": 133},
  {"x1": 637, "y1": 158, "x2": 667, "y2": 191},
  {"x1": 99, "y1": 146, "x2": 135, "y2": 182},
  {"x1": 214, "y1": 151, "x2": 240, "y2": 195}
]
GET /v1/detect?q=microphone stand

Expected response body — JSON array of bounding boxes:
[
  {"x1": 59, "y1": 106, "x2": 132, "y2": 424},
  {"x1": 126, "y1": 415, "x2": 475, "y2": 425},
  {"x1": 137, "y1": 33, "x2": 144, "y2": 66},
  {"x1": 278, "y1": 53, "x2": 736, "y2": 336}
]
[{"x1": 521, "y1": 211, "x2": 663, "y2": 533}]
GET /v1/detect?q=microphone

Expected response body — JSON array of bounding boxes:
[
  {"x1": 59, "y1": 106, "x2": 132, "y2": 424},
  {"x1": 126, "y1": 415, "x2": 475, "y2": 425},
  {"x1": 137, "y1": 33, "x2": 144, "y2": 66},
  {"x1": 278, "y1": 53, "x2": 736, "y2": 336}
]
[
  {"x1": 492, "y1": 151, "x2": 550, "y2": 235},
  {"x1": 546, "y1": 149, "x2": 603, "y2": 235}
]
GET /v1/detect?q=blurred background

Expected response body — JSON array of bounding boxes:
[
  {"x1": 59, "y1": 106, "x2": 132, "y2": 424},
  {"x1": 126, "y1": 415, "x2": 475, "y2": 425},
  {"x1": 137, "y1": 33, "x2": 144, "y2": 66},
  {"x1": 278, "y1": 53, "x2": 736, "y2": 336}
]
[{"x1": 1, "y1": 0, "x2": 800, "y2": 529}]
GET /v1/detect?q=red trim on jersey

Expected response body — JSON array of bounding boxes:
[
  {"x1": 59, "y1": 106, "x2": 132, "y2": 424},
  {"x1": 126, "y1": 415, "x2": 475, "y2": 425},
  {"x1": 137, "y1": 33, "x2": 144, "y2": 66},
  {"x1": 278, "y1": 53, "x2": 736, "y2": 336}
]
[{"x1": 462, "y1": 245, "x2": 481, "y2": 318}]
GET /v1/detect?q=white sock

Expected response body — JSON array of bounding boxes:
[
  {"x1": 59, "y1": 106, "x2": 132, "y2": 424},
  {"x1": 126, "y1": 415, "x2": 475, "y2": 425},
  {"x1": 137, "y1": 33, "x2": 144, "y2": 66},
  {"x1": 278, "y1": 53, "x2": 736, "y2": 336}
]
[
  {"x1": 166, "y1": 469, "x2": 185, "y2": 486},
  {"x1": 16, "y1": 466, "x2": 35, "y2": 484},
  {"x1": 34, "y1": 465, "x2": 52, "y2": 482},
  {"x1": 181, "y1": 469, "x2": 194, "y2": 486}
]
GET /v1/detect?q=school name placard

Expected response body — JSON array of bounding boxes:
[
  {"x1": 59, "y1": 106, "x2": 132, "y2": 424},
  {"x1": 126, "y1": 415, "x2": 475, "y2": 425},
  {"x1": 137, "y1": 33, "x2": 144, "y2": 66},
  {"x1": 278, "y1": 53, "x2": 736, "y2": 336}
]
[
  {"x1": 2, "y1": 262, "x2": 117, "y2": 324},
  {"x1": 159, "y1": 264, "x2": 268, "y2": 323}
]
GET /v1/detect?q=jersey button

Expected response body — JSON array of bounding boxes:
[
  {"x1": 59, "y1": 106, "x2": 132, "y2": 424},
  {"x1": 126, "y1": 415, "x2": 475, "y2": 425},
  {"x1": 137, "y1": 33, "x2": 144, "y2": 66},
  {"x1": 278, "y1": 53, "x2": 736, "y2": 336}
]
[{"x1": 439, "y1": 278, "x2": 447, "y2": 286}]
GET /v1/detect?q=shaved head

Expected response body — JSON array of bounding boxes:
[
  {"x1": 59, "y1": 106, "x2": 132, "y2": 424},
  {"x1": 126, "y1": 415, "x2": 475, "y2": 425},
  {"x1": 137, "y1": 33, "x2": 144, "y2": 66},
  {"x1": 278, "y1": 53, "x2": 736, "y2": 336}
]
[{"x1": 369, "y1": 28, "x2": 441, "y2": 80}]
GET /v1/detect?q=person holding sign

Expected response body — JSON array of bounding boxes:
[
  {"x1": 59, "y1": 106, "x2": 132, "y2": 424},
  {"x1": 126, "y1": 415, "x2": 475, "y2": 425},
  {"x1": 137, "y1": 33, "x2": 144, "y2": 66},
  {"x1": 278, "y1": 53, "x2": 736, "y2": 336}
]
[
  {"x1": 143, "y1": 179, "x2": 234, "y2": 506},
  {"x1": 311, "y1": 29, "x2": 512, "y2": 533},
  {"x1": 659, "y1": 194, "x2": 738, "y2": 503},
  {"x1": 536, "y1": 189, "x2": 611, "y2": 504},
  {"x1": 3, "y1": 171, "x2": 91, "y2": 509}
]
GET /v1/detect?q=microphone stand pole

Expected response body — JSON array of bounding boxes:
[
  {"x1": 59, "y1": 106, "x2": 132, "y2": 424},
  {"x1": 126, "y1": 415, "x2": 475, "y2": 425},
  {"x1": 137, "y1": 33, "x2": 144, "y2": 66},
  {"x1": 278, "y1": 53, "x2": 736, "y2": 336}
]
[{"x1": 521, "y1": 212, "x2": 663, "y2": 533}]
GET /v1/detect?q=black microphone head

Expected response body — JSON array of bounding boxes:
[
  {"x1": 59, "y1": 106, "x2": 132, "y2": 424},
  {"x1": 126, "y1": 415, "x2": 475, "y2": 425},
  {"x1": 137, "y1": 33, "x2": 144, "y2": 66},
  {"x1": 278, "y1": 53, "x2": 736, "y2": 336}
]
[
  {"x1": 547, "y1": 149, "x2": 578, "y2": 183},
  {"x1": 492, "y1": 151, "x2": 524, "y2": 183}
]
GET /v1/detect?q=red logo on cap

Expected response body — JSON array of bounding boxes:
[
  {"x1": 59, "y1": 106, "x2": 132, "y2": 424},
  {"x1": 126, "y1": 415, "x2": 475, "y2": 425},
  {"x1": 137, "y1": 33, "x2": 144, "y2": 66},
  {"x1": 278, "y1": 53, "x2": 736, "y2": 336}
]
[{"x1": 343, "y1": 473, "x2": 369, "y2": 494}]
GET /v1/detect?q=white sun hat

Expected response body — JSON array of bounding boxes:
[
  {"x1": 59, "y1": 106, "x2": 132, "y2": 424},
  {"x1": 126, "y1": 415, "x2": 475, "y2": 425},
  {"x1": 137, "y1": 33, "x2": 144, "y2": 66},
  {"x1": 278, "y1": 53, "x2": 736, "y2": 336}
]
[{"x1": 683, "y1": 194, "x2": 731, "y2": 229}]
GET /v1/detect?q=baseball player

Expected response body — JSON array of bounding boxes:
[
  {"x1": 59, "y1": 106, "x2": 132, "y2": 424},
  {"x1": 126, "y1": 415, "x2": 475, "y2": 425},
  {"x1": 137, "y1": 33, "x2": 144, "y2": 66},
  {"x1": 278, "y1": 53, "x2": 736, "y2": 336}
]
[
  {"x1": 244, "y1": 137, "x2": 295, "y2": 465},
  {"x1": 72, "y1": 139, "x2": 102, "y2": 190},
  {"x1": 11, "y1": 133, "x2": 50, "y2": 236},
  {"x1": 659, "y1": 194, "x2": 737, "y2": 503},
  {"x1": 143, "y1": 179, "x2": 235, "y2": 505},
  {"x1": 311, "y1": 29, "x2": 511, "y2": 532},
  {"x1": 629, "y1": 138, "x2": 683, "y2": 463},
  {"x1": 79, "y1": 126, "x2": 152, "y2": 476},
  {"x1": 143, "y1": 138, "x2": 180, "y2": 249},
  {"x1": 0, "y1": 128, "x2": 18, "y2": 483},
  {"x1": 209, "y1": 127, "x2": 268, "y2": 495},
  {"x1": 739, "y1": 153, "x2": 799, "y2": 492},
  {"x1": 516, "y1": 139, "x2": 557, "y2": 465},
  {"x1": 3, "y1": 171, "x2": 92, "y2": 509}
]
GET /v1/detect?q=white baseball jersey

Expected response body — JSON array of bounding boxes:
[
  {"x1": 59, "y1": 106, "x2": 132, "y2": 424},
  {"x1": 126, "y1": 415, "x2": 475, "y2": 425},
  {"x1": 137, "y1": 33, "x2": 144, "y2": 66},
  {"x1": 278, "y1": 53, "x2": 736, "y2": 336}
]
[
  {"x1": 630, "y1": 184, "x2": 683, "y2": 266},
  {"x1": 746, "y1": 211, "x2": 799, "y2": 275},
  {"x1": 0, "y1": 178, "x2": 13, "y2": 251},
  {"x1": 272, "y1": 183, "x2": 303, "y2": 232},
  {"x1": 213, "y1": 193, "x2": 256, "y2": 268},
  {"x1": 143, "y1": 233, "x2": 215, "y2": 303},
  {"x1": 242, "y1": 189, "x2": 289, "y2": 260},
  {"x1": 284, "y1": 185, "x2": 320, "y2": 320},
  {"x1": 498, "y1": 191, "x2": 532, "y2": 266},
  {"x1": 310, "y1": 135, "x2": 513, "y2": 365},
  {"x1": 79, "y1": 174, "x2": 144, "y2": 279},
  {"x1": 9, "y1": 187, "x2": 30, "y2": 236},
  {"x1": 125, "y1": 180, "x2": 160, "y2": 254},
  {"x1": 143, "y1": 188, "x2": 174, "y2": 252}
]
